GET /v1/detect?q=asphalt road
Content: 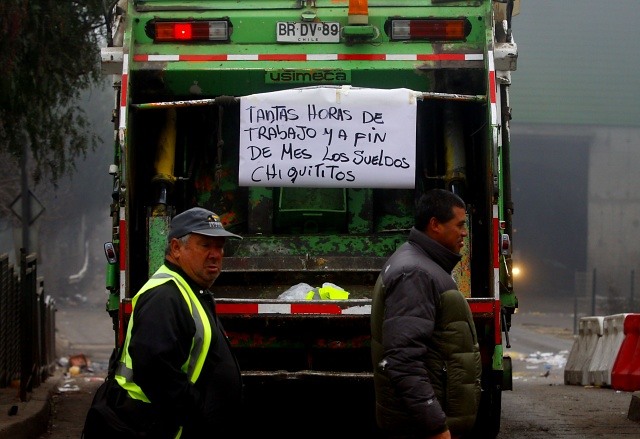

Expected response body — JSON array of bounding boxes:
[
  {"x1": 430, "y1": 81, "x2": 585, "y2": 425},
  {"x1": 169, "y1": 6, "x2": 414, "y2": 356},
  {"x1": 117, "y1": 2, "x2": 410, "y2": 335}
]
[{"x1": 497, "y1": 310, "x2": 640, "y2": 438}]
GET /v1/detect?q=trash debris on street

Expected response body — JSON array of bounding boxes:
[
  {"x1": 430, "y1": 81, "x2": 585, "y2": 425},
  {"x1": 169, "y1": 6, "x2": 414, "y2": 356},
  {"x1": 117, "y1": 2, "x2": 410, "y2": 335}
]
[{"x1": 57, "y1": 380, "x2": 80, "y2": 393}]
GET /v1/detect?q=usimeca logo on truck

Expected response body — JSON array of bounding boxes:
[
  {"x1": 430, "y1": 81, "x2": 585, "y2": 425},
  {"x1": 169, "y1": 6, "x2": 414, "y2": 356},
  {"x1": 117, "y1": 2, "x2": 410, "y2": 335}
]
[{"x1": 266, "y1": 69, "x2": 350, "y2": 83}]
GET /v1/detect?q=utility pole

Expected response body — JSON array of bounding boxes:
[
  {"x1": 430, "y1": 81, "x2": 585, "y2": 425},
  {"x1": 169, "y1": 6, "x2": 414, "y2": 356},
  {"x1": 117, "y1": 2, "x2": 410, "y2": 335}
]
[
  {"x1": 21, "y1": 144, "x2": 30, "y2": 253},
  {"x1": 19, "y1": 144, "x2": 32, "y2": 401}
]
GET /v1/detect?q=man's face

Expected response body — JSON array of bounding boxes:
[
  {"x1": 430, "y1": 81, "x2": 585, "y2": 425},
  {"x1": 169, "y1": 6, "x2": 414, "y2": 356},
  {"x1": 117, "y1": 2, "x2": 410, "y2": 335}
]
[
  {"x1": 170, "y1": 233, "x2": 225, "y2": 289},
  {"x1": 431, "y1": 206, "x2": 468, "y2": 254}
]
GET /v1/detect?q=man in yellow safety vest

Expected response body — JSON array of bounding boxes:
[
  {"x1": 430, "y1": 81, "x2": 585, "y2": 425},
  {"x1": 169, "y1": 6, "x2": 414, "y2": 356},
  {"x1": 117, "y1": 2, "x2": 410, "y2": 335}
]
[{"x1": 83, "y1": 207, "x2": 243, "y2": 438}]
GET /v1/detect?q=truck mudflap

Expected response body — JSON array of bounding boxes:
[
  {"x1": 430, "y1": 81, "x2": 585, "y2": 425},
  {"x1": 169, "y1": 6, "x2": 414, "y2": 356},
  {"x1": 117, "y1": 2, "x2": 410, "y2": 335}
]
[{"x1": 502, "y1": 355, "x2": 513, "y2": 391}]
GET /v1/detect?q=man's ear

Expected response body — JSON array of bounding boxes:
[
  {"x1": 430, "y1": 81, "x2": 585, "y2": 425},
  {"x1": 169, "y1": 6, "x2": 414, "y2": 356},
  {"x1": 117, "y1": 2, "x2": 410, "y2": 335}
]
[
  {"x1": 169, "y1": 237, "x2": 182, "y2": 256},
  {"x1": 428, "y1": 217, "x2": 440, "y2": 232},
  {"x1": 426, "y1": 217, "x2": 441, "y2": 239}
]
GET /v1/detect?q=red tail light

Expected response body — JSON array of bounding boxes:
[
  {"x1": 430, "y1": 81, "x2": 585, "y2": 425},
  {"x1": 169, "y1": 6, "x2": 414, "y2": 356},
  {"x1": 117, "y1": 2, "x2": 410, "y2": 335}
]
[
  {"x1": 152, "y1": 21, "x2": 230, "y2": 42},
  {"x1": 388, "y1": 19, "x2": 470, "y2": 41}
]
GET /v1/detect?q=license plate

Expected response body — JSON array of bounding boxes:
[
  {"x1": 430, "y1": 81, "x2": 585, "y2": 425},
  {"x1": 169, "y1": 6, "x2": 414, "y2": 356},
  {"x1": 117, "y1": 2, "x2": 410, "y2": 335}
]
[{"x1": 276, "y1": 22, "x2": 340, "y2": 43}]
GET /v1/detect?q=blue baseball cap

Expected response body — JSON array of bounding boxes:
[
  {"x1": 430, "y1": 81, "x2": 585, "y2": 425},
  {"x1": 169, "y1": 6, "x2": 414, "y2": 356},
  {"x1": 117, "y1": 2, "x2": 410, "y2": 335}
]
[{"x1": 168, "y1": 207, "x2": 242, "y2": 240}]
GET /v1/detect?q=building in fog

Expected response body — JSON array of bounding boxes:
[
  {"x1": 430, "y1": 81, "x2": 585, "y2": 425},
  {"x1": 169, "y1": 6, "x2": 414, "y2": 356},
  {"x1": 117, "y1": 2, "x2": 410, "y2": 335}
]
[{"x1": 510, "y1": 1, "x2": 640, "y2": 314}]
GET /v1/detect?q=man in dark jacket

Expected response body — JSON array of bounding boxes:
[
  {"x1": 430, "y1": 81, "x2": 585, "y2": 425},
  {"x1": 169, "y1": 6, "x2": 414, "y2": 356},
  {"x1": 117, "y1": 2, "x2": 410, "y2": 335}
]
[
  {"x1": 371, "y1": 189, "x2": 481, "y2": 439},
  {"x1": 83, "y1": 207, "x2": 243, "y2": 438}
]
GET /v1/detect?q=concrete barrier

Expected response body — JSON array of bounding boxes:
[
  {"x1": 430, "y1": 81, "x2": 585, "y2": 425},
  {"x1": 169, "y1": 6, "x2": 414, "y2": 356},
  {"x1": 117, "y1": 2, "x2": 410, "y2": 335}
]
[
  {"x1": 611, "y1": 314, "x2": 640, "y2": 392},
  {"x1": 564, "y1": 316, "x2": 604, "y2": 386},
  {"x1": 588, "y1": 313, "x2": 630, "y2": 387}
]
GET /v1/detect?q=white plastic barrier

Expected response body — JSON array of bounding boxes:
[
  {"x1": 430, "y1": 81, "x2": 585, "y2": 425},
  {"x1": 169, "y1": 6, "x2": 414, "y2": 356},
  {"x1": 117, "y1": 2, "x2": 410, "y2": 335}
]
[
  {"x1": 588, "y1": 313, "x2": 629, "y2": 387},
  {"x1": 564, "y1": 316, "x2": 604, "y2": 385}
]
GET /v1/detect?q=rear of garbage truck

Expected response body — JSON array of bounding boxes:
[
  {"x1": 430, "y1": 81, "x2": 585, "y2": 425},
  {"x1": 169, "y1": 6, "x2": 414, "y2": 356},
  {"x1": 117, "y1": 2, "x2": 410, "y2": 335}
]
[{"x1": 101, "y1": 0, "x2": 519, "y2": 436}]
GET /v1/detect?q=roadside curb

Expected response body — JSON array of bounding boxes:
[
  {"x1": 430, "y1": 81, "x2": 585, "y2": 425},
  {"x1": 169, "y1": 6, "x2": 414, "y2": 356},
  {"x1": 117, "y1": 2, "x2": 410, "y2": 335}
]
[{"x1": 0, "y1": 368, "x2": 64, "y2": 439}]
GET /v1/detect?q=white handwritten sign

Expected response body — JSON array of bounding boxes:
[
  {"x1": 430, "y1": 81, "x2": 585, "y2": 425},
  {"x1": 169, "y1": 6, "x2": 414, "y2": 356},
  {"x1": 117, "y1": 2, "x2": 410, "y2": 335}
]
[{"x1": 239, "y1": 86, "x2": 418, "y2": 188}]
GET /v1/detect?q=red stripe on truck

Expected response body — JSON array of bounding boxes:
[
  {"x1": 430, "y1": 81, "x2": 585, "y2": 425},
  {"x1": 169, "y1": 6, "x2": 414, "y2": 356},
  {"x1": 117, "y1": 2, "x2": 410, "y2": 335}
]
[
  {"x1": 291, "y1": 304, "x2": 343, "y2": 314},
  {"x1": 132, "y1": 53, "x2": 483, "y2": 63},
  {"x1": 216, "y1": 303, "x2": 259, "y2": 314},
  {"x1": 216, "y1": 303, "x2": 345, "y2": 315}
]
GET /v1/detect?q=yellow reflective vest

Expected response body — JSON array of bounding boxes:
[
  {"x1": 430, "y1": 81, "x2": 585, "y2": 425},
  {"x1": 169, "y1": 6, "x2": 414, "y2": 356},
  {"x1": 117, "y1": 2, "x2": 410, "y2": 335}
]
[{"x1": 114, "y1": 265, "x2": 213, "y2": 438}]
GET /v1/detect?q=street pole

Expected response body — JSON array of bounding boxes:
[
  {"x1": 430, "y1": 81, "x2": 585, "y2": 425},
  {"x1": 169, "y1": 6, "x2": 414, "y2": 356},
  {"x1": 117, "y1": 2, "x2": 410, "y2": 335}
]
[
  {"x1": 20, "y1": 144, "x2": 30, "y2": 253},
  {"x1": 19, "y1": 145, "x2": 32, "y2": 401}
]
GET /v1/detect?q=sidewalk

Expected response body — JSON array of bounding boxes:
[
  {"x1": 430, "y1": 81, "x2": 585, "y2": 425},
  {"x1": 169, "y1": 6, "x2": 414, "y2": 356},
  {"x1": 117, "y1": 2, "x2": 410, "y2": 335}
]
[
  {"x1": 0, "y1": 304, "x2": 113, "y2": 439},
  {"x1": 0, "y1": 368, "x2": 64, "y2": 439},
  {"x1": 0, "y1": 365, "x2": 109, "y2": 439}
]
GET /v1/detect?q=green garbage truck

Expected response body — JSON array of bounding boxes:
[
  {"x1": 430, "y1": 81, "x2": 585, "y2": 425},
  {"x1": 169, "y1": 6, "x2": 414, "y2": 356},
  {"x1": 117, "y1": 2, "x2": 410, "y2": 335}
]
[{"x1": 101, "y1": 0, "x2": 520, "y2": 436}]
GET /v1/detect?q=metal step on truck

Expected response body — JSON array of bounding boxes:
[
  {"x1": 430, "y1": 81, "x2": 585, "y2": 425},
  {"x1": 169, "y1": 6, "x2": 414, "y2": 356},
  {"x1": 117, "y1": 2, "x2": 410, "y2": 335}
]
[{"x1": 101, "y1": 0, "x2": 520, "y2": 436}]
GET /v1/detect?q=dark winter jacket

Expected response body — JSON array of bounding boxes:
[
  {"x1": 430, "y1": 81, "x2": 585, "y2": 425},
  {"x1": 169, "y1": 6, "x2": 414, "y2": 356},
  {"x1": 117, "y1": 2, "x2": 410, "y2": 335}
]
[{"x1": 371, "y1": 227, "x2": 481, "y2": 438}]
